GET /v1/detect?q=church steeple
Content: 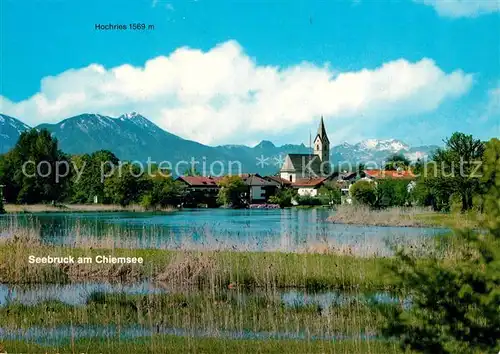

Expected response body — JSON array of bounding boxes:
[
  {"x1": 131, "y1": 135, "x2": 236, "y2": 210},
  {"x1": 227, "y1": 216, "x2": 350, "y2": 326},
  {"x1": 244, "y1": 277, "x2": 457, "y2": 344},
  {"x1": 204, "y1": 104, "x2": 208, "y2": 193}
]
[
  {"x1": 313, "y1": 116, "x2": 330, "y2": 167},
  {"x1": 316, "y1": 116, "x2": 329, "y2": 144}
]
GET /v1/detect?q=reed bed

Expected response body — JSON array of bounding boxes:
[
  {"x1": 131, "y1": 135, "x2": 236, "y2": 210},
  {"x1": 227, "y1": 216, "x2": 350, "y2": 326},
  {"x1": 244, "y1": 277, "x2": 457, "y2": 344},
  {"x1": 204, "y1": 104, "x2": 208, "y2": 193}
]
[
  {"x1": 328, "y1": 205, "x2": 479, "y2": 228},
  {"x1": 3, "y1": 203, "x2": 176, "y2": 213},
  {"x1": 0, "y1": 218, "x2": 459, "y2": 288},
  {"x1": 0, "y1": 230, "x2": 394, "y2": 289},
  {"x1": 0, "y1": 214, "x2": 456, "y2": 353},
  {"x1": 1, "y1": 337, "x2": 403, "y2": 354}
]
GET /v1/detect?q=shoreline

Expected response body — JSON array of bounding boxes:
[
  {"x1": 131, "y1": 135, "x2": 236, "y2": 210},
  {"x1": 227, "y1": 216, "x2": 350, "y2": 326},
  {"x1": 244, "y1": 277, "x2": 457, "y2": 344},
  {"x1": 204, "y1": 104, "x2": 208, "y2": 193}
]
[
  {"x1": 3, "y1": 203, "x2": 177, "y2": 214},
  {"x1": 327, "y1": 205, "x2": 480, "y2": 229}
]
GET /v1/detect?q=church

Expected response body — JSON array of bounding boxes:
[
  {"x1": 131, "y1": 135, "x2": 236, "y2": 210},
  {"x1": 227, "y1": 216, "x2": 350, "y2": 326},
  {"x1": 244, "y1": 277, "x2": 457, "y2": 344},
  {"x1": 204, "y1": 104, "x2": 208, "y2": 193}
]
[{"x1": 279, "y1": 117, "x2": 331, "y2": 183}]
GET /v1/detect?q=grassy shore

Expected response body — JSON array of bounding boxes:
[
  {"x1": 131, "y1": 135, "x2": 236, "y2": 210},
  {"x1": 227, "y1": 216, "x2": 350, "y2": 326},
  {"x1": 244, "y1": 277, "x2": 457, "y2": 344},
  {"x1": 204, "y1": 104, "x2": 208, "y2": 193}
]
[
  {"x1": 1, "y1": 336, "x2": 403, "y2": 354},
  {"x1": 0, "y1": 237, "x2": 395, "y2": 289},
  {"x1": 328, "y1": 205, "x2": 480, "y2": 229},
  {"x1": 3, "y1": 203, "x2": 176, "y2": 213}
]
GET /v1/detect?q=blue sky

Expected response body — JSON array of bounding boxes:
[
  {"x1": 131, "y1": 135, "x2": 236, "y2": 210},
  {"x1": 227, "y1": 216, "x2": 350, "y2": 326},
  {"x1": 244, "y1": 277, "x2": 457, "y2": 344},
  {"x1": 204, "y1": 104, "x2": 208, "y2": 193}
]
[{"x1": 1, "y1": 0, "x2": 499, "y2": 147}]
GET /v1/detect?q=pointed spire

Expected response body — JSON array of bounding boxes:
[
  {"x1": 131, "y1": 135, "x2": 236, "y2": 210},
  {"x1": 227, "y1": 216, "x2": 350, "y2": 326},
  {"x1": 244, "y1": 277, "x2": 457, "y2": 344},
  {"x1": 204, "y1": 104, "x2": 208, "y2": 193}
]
[{"x1": 317, "y1": 116, "x2": 329, "y2": 143}]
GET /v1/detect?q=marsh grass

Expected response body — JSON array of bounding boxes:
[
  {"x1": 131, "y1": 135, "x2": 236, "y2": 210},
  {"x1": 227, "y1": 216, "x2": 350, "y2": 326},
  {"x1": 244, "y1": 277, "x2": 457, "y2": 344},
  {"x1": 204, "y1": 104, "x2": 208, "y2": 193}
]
[
  {"x1": 0, "y1": 220, "x2": 399, "y2": 288},
  {"x1": 0, "y1": 237, "x2": 394, "y2": 289},
  {"x1": 0, "y1": 214, "x2": 464, "y2": 353},
  {"x1": 329, "y1": 205, "x2": 480, "y2": 229},
  {"x1": 0, "y1": 290, "x2": 388, "y2": 333},
  {"x1": 1, "y1": 336, "x2": 404, "y2": 354},
  {"x1": 3, "y1": 203, "x2": 176, "y2": 213}
]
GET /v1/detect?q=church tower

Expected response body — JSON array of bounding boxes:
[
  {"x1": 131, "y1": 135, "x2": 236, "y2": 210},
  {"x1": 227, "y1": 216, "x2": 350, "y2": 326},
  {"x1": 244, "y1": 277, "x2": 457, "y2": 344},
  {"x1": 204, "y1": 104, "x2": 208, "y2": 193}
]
[{"x1": 313, "y1": 116, "x2": 330, "y2": 163}]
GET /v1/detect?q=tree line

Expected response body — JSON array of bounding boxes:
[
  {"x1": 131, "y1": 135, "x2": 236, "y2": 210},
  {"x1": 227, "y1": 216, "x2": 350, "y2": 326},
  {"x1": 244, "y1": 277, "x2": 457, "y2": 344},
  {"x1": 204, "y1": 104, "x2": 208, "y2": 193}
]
[
  {"x1": 0, "y1": 129, "x2": 187, "y2": 209},
  {"x1": 0, "y1": 129, "x2": 495, "y2": 213},
  {"x1": 350, "y1": 133, "x2": 495, "y2": 212}
]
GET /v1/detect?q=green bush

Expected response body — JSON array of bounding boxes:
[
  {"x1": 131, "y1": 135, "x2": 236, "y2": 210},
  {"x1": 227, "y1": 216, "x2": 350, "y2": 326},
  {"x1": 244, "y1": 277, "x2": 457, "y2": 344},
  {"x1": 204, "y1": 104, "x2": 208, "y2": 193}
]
[
  {"x1": 381, "y1": 138, "x2": 500, "y2": 353},
  {"x1": 268, "y1": 188, "x2": 297, "y2": 208},
  {"x1": 297, "y1": 195, "x2": 322, "y2": 206},
  {"x1": 318, "y1": 182, "x2": 341, "y2": 205},
  {"x1": 217, "y1": 176, "x2": 248, "y2": 208},
  {"x1": 350, "y1": 180, "x2": 376, "y2": 206},
  {"x1": 374, "y1": 180, "x2": 411, "y2": 209}
]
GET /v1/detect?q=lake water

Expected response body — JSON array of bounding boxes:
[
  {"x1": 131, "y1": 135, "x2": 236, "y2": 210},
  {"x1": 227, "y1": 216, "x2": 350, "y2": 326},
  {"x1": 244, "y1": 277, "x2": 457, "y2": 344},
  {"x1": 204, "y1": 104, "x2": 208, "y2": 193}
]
[
  {"x1": 0, "y1": 281, "x2": 403, "y2": 308},
  {"x1": 0, "y1": 324, "x2": 377, "y2": 344},
  {"x1": 1, "y1": 208, "x2": 425, "y2": 345},
  {"x1": 0, "y1": 208, "x2": 445, "y2": 255}
]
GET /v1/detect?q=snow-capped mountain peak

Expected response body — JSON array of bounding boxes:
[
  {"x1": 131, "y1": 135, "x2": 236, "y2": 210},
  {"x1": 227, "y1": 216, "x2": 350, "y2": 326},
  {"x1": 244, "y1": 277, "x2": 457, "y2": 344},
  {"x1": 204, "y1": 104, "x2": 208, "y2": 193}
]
[
  {"x1": 0, "y1": 114, "x2": 31, "y2": 134},
  {"x1": 121, "y1": 111, "x2": 139, "y2": 120},
  {"x1": 0, "y1": 114, "x2": 32, "y2": 152},
  {"x1": 357, "y1": 139, "x2": 410, "y2": 152}
]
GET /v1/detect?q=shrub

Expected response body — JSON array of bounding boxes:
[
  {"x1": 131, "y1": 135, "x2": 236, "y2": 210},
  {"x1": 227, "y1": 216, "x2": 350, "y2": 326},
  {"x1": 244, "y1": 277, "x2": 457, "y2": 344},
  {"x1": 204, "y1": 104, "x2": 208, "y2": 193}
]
[
  {"x1": 380, "y1": 138, "x2": 500, "y2": 353},
  {"x1": 269, "y1": 188, "x2": 297, "y2": 208},
  {"x1": 374, "y1": 180, "x2": 411, "y2": 209},
  {"x1": 350, "y1": 180, "x2": 376, "y2": 206},
  {"x1": 297, "y1": 195, "x2": 322, "y2": 206},
  {"x1": 217, "y1": 176, "x2": 248, "y2": 208},
  {"x1": 318, "y1": 182, "x2": 341, "y2": 205}
]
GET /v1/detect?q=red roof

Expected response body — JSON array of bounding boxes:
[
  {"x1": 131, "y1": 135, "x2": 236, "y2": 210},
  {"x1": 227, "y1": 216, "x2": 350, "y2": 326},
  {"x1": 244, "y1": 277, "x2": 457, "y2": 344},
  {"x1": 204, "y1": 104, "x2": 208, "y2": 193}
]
[
  {"x1": 176, "y1": 176, "x2": 222, "y2": 187},
  {"x1": 364, "y1": 169, "x2": 416, "y2": 179},
  {"x1": 292, "y1": 177, "x2": 327, "y2": 187}
]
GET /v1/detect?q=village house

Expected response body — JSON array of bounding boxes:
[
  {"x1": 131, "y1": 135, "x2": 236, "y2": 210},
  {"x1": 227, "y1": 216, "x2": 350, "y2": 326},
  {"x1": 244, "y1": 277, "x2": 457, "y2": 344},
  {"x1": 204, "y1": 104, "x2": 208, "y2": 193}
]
[
  {"x1": 175, "y1": 175, "x2": 222, "y2": 207},
  {"x1": 362, "y1": 169, "x2": 416, "y2": 181},
  {"x1": 176, "y1": 176, "x2": 221, "y2": 192},
  {"x1": 263, "y1": 175, "x2": 293, "y2": 189},
  {"x1": 241, "y1": 173, "x2": 279, "y2": 203},
  {"x1": 293, "y1": 177, "x2": 328, "y2": 197},
  {"x1": 177, "y1": 174, "x2": 280, "y2": 205}
]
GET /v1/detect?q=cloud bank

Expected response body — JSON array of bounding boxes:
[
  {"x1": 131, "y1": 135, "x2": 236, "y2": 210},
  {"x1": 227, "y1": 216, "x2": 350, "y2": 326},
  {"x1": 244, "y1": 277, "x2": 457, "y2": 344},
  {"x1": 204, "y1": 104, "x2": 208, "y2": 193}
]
[
  {"x1": 415, "y1": 0, "x2": 500, "y2": 18},
  {"x1": 0, "y1": 40, "x2": 473, "y2": 145}
]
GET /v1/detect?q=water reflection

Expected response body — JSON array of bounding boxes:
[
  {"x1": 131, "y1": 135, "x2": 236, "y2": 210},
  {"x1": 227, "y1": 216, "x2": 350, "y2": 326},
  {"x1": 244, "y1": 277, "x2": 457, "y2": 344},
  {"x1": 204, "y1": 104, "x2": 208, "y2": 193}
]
[
  {"x1": 0, "y1": 324, "x2": 376, "y2": 344},
  {"x1": 0, "y1": 209, "x2": 445, "y2": 254},
  {"x1": 0, "y1": 282, "x2": 404, "y2": 308}
]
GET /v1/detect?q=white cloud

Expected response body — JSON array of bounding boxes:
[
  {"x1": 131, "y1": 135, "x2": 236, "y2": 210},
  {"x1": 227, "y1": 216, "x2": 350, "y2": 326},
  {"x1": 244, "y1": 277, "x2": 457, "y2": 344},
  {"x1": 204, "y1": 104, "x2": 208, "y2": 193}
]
[
  {"x1": 0, "y1": 40, "x2": 473, "y2": 145},
  {"x1": 479, "y1": 84, "x2": 500, "y2": 122},
  {"x1": 415, "y1": 0, "x2": 500, "y2": 18}
]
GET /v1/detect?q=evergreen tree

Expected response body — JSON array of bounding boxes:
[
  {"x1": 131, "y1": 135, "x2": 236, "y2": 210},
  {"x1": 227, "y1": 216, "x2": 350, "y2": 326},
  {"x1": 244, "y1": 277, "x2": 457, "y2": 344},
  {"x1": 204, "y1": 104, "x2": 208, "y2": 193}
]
[{"x1": 381, "y1": 137, "x2": 500, "y2": 353}]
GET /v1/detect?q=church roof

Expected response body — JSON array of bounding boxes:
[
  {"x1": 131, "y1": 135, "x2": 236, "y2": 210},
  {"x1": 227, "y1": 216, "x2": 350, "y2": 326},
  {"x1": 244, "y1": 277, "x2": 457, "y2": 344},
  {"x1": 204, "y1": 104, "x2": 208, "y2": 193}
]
[
  {"x1": 281, "y1": 153, "x2": 323, "y2": 176},
  {"x1": 315, "y1": 116, "x2": 329, "y2": 144}
]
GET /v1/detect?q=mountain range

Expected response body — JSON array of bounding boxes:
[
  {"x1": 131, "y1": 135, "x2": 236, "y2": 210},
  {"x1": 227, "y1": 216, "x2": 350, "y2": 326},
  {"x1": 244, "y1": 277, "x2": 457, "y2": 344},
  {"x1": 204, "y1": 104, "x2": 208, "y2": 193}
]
[{"x1": 0, "y1": 112, "x2": 439, "y2": 174}]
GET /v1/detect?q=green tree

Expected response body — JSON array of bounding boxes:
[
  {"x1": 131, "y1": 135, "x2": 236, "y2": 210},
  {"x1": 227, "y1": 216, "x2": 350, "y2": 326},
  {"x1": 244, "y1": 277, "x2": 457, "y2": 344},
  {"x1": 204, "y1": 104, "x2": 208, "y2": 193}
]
[
  {"x1": 350, "y1": 180, "x2": 376, "y2": 206},
  {"x1": 374, "y1": 180, "x2": 411, "y2": 208},
  {"x1": 429, "y1": 132, "x2": 485, "y2": 212},
  {"x1": 70, "y1": 150, "x2": 119, "y2": 203},
  {"x1": 0, "y1": 129, "x2": 72, "y2": 203},
  {"x1": 385, "y1": 154, "x2": 411, "y2": 171},
  {"x1": 268, "y1": 188, "x2": 298, "y2": 208},
  {"x1": 103, "y1": 163, "x2": 149, "y2": 206},
  {"x1": 318, "y1": 181, "x2": 341, "y2": 205},
  {"x1": 217, "y1": 176, "x2": 248, "y2": 208},
  {"x1": 141, "y1": 175, "x2": 185, "y2": 210},
  {"x1": 478, "y1": 138, "x2": 500, "y2": 230},
  {"x1": 0, "y1": 196, "x2": 5, "y2": 214},
  {"x1": 381, "y1": 137, "x2": 500, "y2": 353}
]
